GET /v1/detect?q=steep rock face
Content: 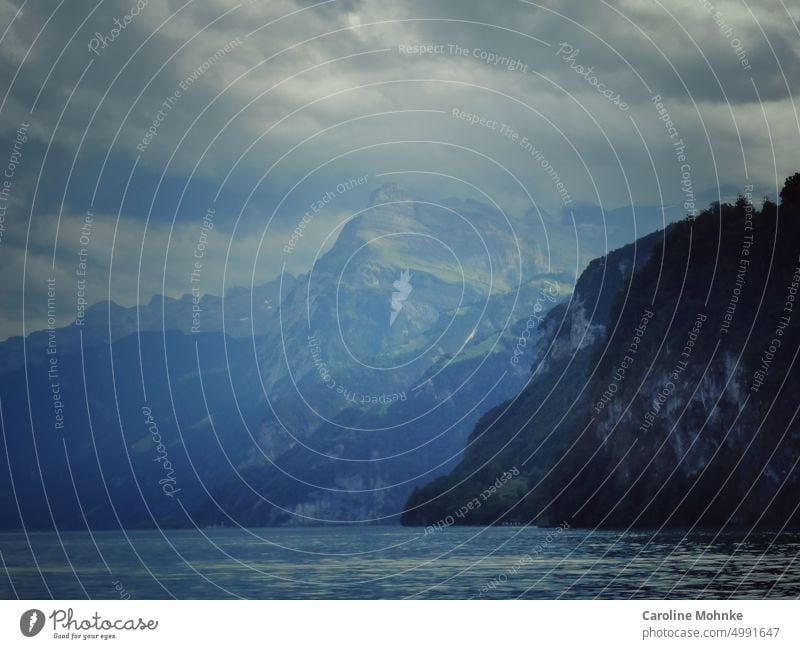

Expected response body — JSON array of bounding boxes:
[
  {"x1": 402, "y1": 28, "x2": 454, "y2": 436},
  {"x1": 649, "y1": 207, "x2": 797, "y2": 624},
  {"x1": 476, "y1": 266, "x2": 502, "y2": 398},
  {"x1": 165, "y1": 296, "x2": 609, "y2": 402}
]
[
  {"x1": 545, "y1": 204, "x2": 800, "y2": 528},
  {"x1": 404, "y1": 196, "x2": 800, "y2": 530}
]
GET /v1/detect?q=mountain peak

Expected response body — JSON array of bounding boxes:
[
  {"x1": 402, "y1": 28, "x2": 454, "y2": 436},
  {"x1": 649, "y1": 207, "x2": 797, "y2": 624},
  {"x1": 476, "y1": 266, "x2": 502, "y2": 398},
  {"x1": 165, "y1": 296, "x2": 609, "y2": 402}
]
[{"x1": 368, "y1": 181, "x2": 413, "y2": 207}]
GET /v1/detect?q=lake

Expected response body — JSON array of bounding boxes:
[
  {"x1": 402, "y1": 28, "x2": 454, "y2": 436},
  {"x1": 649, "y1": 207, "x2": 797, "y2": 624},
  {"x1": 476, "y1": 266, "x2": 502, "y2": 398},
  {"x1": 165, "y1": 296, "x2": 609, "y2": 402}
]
[{"x1": 1, "y1": 526, "x2": 798, "y2": 599}]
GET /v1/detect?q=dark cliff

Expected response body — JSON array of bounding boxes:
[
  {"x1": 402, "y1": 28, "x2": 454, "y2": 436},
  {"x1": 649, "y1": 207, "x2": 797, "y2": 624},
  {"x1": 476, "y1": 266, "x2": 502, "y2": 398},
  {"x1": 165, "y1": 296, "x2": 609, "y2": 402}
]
[{"x1": 404, "y1": 179, "x2": 800, "y2": 529}]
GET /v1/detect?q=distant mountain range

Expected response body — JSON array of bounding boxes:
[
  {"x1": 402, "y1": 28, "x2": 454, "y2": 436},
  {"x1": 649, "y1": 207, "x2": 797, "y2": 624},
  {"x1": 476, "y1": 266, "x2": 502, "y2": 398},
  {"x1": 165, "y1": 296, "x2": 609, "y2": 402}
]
[{"x1": 0, "y1": 180, "x2": 708, "y2": 530}]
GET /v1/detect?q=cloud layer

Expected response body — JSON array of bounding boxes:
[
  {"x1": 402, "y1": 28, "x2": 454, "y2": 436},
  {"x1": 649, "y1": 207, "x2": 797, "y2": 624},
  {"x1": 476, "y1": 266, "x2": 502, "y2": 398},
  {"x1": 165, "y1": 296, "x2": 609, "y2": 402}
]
[{"x1": 0, "y1": 0, "x2": 798, "y2": 338}]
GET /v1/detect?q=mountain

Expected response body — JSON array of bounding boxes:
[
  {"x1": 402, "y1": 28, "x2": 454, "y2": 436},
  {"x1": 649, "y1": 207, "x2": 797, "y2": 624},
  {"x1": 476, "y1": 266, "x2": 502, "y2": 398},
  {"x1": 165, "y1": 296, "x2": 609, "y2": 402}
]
[
  {"x1": 187, "y1": 184, "x2": 573, "y2": 524},
  {"x1": 195, "y1": 182, "x2": 711, "y2": 525},
  {"x1": 403, "y1": 181, "x2": 800, "y2": 529},
  {"x1": 2, "y1": 175, "x2": 722, "y2": 530},
  {"x1": 0, "y1": 182, "x2": 574, "y2": 530}
]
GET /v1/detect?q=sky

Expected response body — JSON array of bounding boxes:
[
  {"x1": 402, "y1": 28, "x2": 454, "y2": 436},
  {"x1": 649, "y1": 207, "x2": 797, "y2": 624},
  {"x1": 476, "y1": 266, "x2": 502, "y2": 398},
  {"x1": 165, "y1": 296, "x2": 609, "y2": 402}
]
[{"x1": 0, "y1": 0, "x2": 798, "y2": 339}]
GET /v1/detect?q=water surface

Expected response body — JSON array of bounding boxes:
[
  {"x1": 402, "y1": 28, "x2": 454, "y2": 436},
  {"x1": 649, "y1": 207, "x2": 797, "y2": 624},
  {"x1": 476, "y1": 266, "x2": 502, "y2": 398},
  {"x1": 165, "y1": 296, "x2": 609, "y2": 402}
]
[{"x1": 1, "y1": 526, "x2": 798, "y2": 599}]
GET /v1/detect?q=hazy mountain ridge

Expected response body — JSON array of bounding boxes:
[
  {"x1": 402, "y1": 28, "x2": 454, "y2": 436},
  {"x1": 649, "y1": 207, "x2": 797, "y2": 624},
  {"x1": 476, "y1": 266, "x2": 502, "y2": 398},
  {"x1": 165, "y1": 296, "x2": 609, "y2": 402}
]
[{"x1": 0, "y1": 184, "x2": 569, "y2": 529}]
